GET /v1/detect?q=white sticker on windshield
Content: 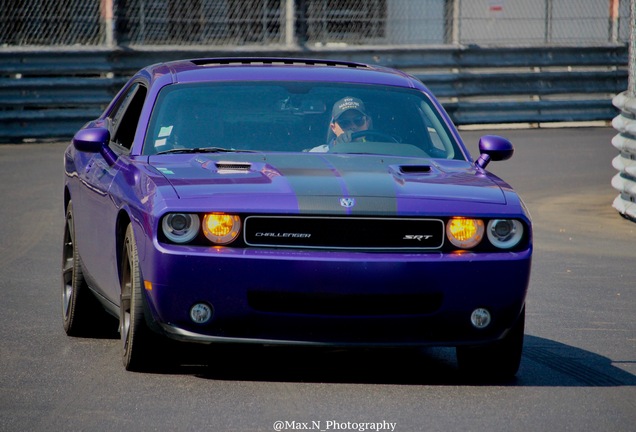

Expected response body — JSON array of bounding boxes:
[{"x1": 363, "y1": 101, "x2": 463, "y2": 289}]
[
  {"x1": 155, "y1": 138, "x2": 167, "y2": 147},
  {"x1": 158, "y1": 125, "x2": 173, "y2": 138}
]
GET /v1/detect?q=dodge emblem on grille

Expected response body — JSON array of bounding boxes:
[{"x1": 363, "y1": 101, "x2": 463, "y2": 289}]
[{"x1": 340, "y1": 198, "x2": 356, "y2": 208}]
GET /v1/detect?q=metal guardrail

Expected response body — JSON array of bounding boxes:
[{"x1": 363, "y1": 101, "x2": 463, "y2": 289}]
[
  {"x1": 611, "y1": 92, "x2": 636, "y2": 221},
  {"x1": 0, "y1": 45, "x2": 627, "y2": 143}
]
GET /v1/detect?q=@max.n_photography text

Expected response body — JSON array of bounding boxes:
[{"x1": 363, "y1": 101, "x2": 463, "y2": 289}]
[{"x1": 273, "y1": 420, "x2": 397, "y2": 431}]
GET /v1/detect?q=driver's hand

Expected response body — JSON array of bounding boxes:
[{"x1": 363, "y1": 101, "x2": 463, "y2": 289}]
[{"x1": 334, "y1": 131, "x2": 353, "y2": 145}]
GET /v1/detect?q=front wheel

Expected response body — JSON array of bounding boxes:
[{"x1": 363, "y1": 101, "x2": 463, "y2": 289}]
[
  {"x1": 456, "y1": 308, "x2": 525, "y2": 380},
  {"x1": 120, "y1": 224, "x2": 160, "y2": 371},
  {"x1": 62, "y1": 201, "x2": 113, "y2": 336}
]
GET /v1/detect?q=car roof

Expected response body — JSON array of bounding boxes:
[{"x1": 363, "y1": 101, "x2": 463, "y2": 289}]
[{"x1": 144, "y1": 57, "x2": 428, "y2": 92}]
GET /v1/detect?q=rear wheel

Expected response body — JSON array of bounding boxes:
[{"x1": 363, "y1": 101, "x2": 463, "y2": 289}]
[
  {"x1": 62, "y1": 201, "x2": 111, "y2": 336},
  {"x1": 456, "y1": 308, "x2": 525, "y2": 380},
  {"x1": 120, "y1": 224, "x2": 158, "y2": 371}
]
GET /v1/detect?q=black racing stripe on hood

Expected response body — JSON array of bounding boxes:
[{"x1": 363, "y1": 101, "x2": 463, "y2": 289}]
[{"x1": 270, "y1": 154, "x2": 398, "y2": 215}]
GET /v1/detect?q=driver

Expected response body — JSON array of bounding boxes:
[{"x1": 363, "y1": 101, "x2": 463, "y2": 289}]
[
  {"x1": 309, "y1": 96, "x2": 370, "y2": 152},
  {"x1": 329, "y1": 96, "x2": 370, "y2": 143}
]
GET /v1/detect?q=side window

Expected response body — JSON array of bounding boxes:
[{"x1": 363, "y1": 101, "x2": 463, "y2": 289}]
[
  {"x1": 419, "y1": 101, "x2": 457, "y2": 160},
  {"x1": 423, "y1": 115, "x2": 444, "y2": 152},
  {"x1": 109, "y1": 83, "x2": 147, "y2": 150}
]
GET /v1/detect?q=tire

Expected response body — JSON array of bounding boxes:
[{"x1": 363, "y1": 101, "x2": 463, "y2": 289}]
[
  {"x1": 456, "y1": 307, "x2": 525, "y2": 380},
  {"x1": 62, "y1": 201, "x2": 111, "y2": 336},
  {"x1": 120, "y1": 223, "x2": 160, "y2": 371}
]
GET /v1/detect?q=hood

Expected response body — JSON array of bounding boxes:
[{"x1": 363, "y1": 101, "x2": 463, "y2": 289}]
[{"x1": 148, "y1": 153, "x2": 508, "y2": 214}]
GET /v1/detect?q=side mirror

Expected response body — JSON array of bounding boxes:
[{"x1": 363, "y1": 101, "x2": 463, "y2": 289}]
[
  {"x1": 73, "y1": 127, "x2": 110, "y2": 153},
  {"x1": 72, "y1": 127, "x2": 117, "y2": 165},
  {"x1": 476, "y1": 135, "x2": 514, "y2": 169}
]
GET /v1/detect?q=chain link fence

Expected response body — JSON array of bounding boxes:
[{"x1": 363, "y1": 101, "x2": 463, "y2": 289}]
[
  {"x1": 1, "y1": 0, "x2": 103, "y2": 45},
  {"x1": 0, "y1": 0, "x2": 631, "y2": 48}
]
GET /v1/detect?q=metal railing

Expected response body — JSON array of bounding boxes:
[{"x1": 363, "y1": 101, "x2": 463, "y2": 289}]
[{"x1": 0, "y1": 45, "x2": 627, "y2": 142}]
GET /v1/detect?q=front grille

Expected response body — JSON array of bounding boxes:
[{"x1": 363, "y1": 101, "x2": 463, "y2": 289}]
[
  {"x1": 248, "y1": 291, "x2": 443, "y2": 315},
  {"x1": 244, "y1": 216, "x2": 444, "y2": 250}
]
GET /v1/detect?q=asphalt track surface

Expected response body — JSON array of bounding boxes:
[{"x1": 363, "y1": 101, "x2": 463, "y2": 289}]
[{"x1": 1, "y1": 127, "x2": 635, "y2": 431}]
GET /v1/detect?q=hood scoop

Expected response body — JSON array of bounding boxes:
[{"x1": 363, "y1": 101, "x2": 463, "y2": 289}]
[
  {"x1": 398, "y1": 165, "x2": 431, "y2": 174},
  {"x1": 214, "y1": 161, "x2": 253, "y2": 173},
  {"x1": 389, "y1": 164, "x2": 434, "y2": 178},
  {"x1": 389, "y1": 163, "x2": 438, "y2": 185}
]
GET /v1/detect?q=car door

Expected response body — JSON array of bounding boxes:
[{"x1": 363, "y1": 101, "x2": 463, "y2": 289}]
[{"x1": 74, "y1": 82, "x2": 148, "y2": 305}]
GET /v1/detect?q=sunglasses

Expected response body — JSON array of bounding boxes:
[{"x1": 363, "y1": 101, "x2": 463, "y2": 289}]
[{"x1": 336, "y1": 114, "x2": 367, "y2": 129}]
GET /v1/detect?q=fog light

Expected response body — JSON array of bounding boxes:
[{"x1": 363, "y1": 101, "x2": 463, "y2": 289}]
[
  {"x1": 470, "y1": 308, "x2": 491, "y2": 329},
  {"x1": 190, "y1": 303, "x2": 213, "y2": 324}
]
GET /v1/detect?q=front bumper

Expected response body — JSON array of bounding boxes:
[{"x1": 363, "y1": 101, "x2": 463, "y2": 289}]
[{"x1": 141, "y1": 243, "x2": 532, "y2": 347}]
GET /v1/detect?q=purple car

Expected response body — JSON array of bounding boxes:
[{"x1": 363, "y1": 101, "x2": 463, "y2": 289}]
[{"x1": 62, "y1": 58, "x2": 532, "y2": 377}]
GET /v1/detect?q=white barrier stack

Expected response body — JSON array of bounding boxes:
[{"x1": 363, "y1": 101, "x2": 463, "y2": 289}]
[{"x1": 612, "y1": 92, "x2": 636, "y2": 221}]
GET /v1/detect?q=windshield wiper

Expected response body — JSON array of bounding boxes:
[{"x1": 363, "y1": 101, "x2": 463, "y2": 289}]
[{"x1": 156, "y1": 147, "x2": 255, "y2": 155}]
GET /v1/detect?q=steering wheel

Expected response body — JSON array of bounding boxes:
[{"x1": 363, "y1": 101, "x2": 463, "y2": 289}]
[{"x1": 350, "y1": 130, "x2": 400, "y2": 143}]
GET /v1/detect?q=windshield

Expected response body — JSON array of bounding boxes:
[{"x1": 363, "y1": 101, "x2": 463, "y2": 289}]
[{"x1": 143, "y1": 81, "x2": 464, "y2": 160}]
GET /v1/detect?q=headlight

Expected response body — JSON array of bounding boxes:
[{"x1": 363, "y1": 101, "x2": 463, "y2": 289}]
[
  {"x1": 162, "y1": 213, "x2": 200, "y2": 244},
  {"x1": 202, "y1": 213, "x2": 241, "y2": 245},
  {"x1": 446, "y1": 217, "x2": 484, "y2": 249},
  {"x1": 487, "y1": 219, "x2": 524, "y2": 249}
]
